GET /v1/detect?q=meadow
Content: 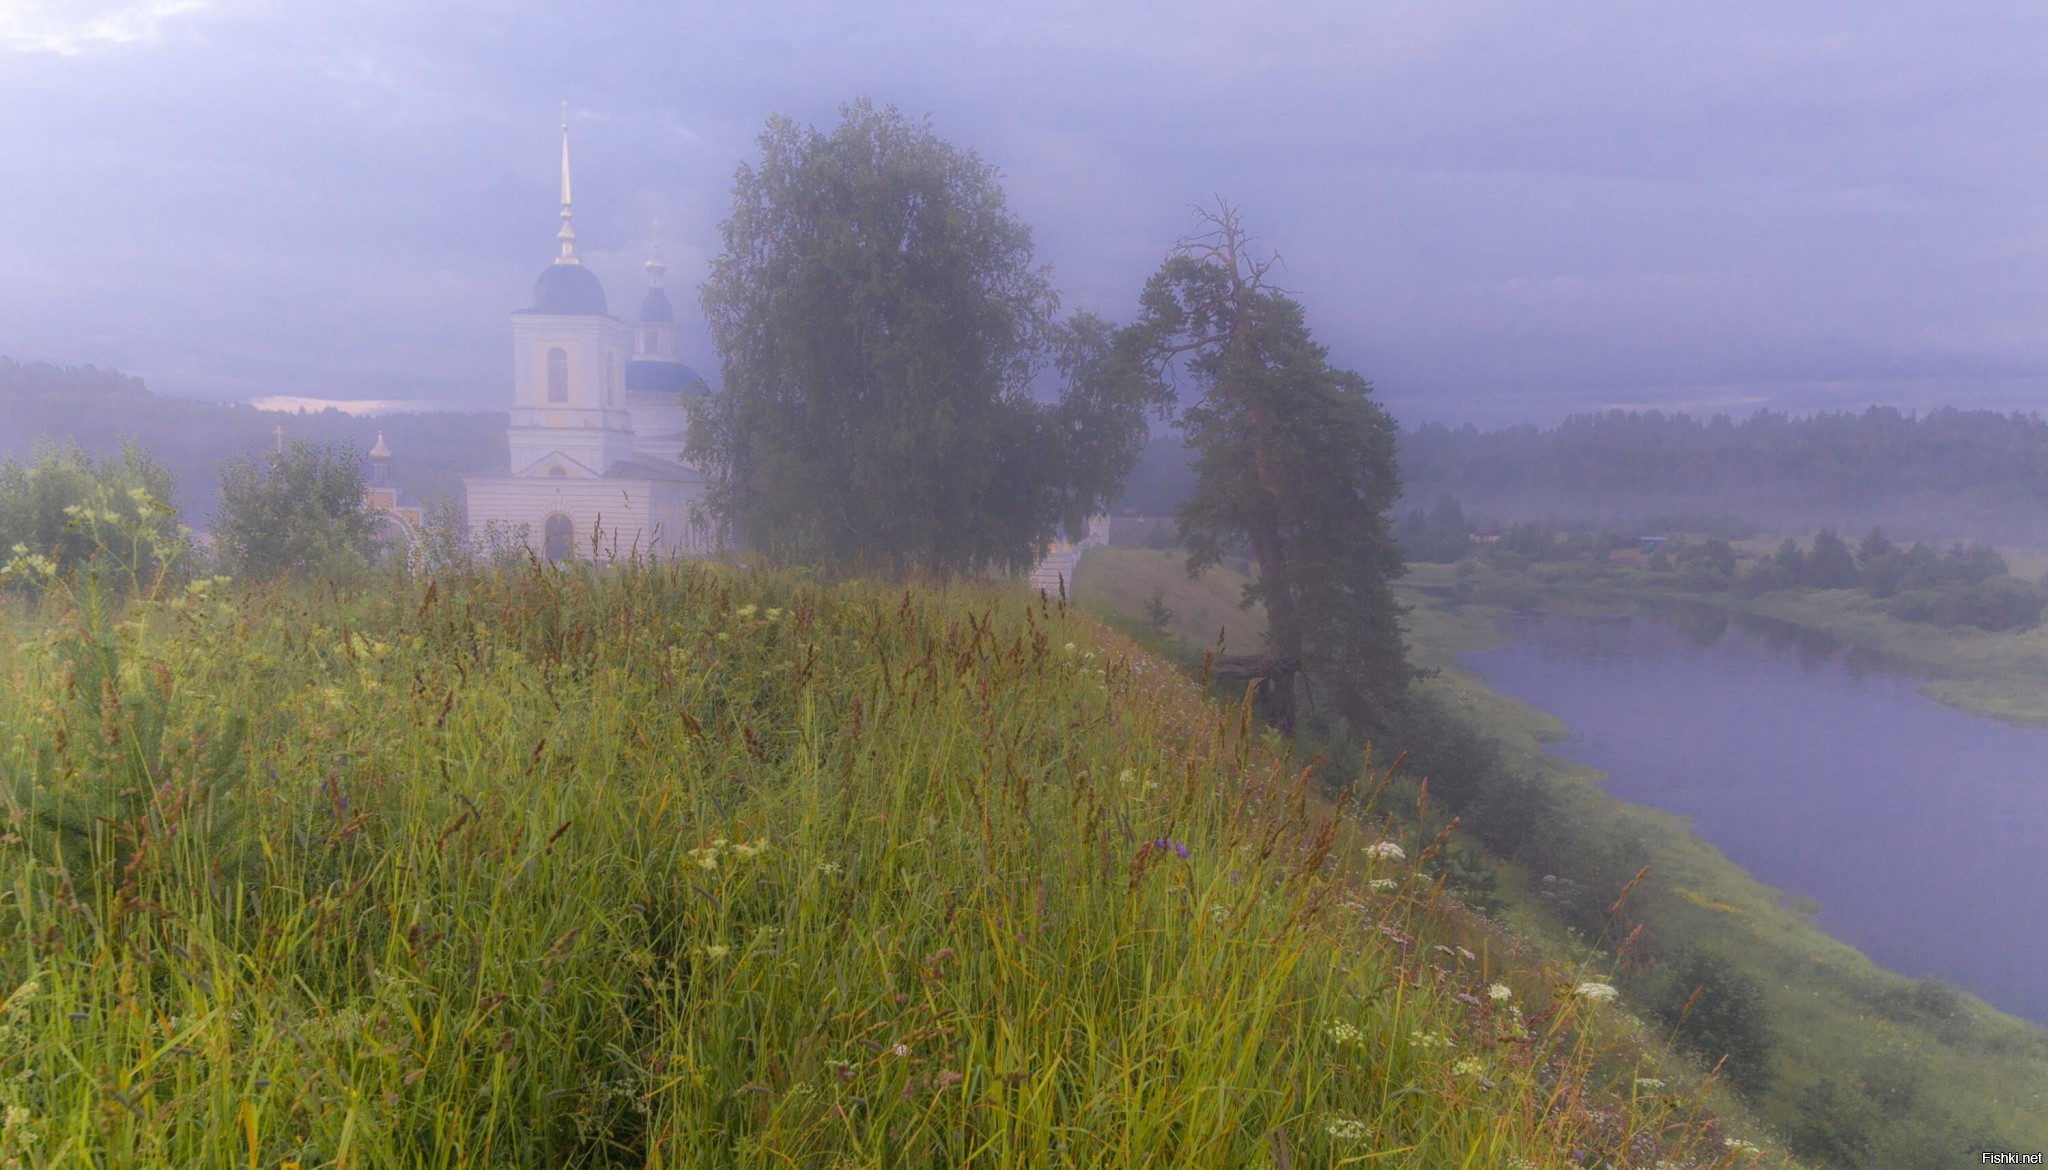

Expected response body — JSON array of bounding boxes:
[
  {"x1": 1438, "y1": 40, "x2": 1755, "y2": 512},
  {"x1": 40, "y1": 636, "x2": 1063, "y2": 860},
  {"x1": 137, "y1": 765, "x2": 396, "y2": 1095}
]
[{"x1": 0, "y1": 559, "x2": 1753, "y2": 1167}]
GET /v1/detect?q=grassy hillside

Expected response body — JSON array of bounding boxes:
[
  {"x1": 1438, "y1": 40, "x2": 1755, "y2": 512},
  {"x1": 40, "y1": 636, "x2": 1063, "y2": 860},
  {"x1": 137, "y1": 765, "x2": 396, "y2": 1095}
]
[
  {"x1": 1075, "y1": 547, "x2": 2048, "y2": 1168},
  {"x1": 0, "y1": 561, "x2": 1753, "y2": 1167}
]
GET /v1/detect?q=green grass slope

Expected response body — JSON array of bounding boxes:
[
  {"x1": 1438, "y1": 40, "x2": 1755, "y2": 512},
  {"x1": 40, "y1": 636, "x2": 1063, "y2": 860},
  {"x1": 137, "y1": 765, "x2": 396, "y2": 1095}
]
[
  {"x1": 1074, "y1": 547, "x2": 2048, "y2": 1167},
  {"x1": 0, "y1": 563, "x2": 1751, "y2": 1167}
]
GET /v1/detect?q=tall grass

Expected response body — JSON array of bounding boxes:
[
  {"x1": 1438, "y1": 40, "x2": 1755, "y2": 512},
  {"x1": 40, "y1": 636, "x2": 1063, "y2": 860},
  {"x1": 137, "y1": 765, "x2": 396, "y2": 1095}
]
[{"x1": 0, "y1": 560, "x2": 1751, "y2": 1167}]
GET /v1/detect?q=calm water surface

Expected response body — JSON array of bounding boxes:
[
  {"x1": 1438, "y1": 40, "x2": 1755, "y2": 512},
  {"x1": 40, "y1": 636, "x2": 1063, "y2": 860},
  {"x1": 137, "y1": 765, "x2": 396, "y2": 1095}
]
[{"x1": 1462, "y1": 607, "x2": 2048, "y2": 1025}]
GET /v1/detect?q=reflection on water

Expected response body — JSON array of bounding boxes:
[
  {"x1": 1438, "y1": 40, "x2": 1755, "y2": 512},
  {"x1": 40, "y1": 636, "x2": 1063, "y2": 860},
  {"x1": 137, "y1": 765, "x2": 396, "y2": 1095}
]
[{"x1": 1465, "y1": 610, "x2": 2048, "y2": 1025}]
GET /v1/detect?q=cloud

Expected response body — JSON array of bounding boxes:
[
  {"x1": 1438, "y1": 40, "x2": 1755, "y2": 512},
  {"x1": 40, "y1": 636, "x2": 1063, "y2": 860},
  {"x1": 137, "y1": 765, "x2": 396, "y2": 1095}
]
[{"x1": 0, "y1": 0, "x2": 211, "y2": 54}]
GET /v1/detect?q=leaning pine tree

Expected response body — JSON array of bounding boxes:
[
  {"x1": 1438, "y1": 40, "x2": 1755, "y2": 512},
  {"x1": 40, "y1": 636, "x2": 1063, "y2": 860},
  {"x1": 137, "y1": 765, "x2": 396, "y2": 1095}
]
[
  {"x1": 691, "y1": 99, "x2": 1161, "y2": 575},
  {"x1": 1131, "y1": 204, "x2": 1411, "y2": 734}
]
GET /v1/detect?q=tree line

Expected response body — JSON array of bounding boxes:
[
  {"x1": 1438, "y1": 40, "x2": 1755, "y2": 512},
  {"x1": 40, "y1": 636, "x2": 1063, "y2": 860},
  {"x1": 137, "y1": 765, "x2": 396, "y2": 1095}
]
[
  {"x1": 1399, "y1": 406, "x2": 2048, "y2": 523},
  {"x1": 1395, "y1": 500, "x2": 2048, "y2": 633},
  {"x1": 0, "y1": 357, "x2": 504, "y2": 526}
]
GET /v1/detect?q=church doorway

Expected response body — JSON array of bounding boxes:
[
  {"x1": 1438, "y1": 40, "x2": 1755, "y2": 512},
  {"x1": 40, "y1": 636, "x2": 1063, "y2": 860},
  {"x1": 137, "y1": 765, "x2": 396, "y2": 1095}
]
[{"x1": 543, "y1": 513, "x2": 574, "y2": 562}]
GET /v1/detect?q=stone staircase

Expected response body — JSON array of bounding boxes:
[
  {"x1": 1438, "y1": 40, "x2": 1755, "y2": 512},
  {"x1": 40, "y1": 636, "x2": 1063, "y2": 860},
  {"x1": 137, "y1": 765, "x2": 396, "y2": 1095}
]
[{"x1": 1028, "y1": 515, "x2": 1109, "y2": 597}]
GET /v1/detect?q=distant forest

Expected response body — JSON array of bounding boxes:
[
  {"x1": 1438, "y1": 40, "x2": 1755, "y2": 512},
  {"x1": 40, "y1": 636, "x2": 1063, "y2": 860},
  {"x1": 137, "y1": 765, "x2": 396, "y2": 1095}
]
[
  {"x1": 15, "y1": 356, "x2": 2048, "y2": 547},
  {"x1": 0, "y1": 358, "x2": 504, "y2": 526},
  {"x1": 1118, "y1": 406, "x2": 2048, "y2": 548}
]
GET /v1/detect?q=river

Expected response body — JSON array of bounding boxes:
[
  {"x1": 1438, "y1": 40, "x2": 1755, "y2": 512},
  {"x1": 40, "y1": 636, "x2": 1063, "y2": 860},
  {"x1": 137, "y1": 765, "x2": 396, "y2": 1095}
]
[{"x1": 1462, "y1": 605, "x2": 2048, "y2": 1026}]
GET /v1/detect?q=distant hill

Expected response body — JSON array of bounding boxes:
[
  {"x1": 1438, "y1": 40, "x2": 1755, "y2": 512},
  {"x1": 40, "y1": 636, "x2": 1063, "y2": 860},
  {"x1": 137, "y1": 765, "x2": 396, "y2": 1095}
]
[{"x1": 0, "y1": 357, "x2": 506, "y2": 527}]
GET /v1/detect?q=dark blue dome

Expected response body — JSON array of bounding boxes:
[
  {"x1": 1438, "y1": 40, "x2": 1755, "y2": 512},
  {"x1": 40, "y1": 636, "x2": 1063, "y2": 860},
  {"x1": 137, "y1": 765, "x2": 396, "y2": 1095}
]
[
  {"x1": 530, "y1": 263, "x2": 607, "y2": 315},
  {"x1": 639, "y1": 286, "x2": 676, "y2": 324}
]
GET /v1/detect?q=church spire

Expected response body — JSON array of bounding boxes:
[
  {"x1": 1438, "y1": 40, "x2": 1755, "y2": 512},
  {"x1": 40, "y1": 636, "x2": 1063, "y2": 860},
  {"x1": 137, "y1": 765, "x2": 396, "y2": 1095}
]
[
  {"x1": 556, "y1": 101, "x2": 579, "y2": 266},
  {"x1": 645, "y1": 220, "x2": 668, "y2": 285}
]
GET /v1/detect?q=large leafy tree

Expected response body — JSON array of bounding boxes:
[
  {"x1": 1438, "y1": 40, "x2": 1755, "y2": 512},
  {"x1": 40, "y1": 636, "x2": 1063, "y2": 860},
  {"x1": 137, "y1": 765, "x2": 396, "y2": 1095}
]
[
  {"x1": 1132, "y1": 205, "x2": 1410, "y2": 734},
  {"x1": 213, "y1": 438, "x2": 374, "y2": 580},
  {"x1": 691, "y1": 100, "x2": 1161, "y2": 574}
]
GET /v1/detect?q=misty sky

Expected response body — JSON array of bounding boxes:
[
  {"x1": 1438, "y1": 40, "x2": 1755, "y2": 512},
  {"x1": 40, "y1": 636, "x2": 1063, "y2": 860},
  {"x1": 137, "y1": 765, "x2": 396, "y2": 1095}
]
[{"x1": 4, "y1": 1, "x2": 2046, "y2": 427}]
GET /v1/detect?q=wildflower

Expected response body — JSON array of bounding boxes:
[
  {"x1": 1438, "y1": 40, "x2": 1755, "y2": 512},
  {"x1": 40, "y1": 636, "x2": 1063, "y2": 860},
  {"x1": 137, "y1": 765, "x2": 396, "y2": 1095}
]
[
  {"x1": 1724, "y1": 1137, "x2": 1762, "y2": 1155},
  {"x1": 1062, "y1": 642, "x2": 1076, "y2": 655},
  {"x1": 1366, "y1": 841, "x2": 1405, "y2": 862},
  {"x1": 765, "y1": 607, "x2": 782, "y2": 621},
  {"x1": 1118, "y1": 768, "x2": 1136, "y2": 786},
  {"x1": 1634, "y1": 1077, "x2": 1664, "y2": 1090},
  {"x1": 1408, "y1": 1029, "x2": 1450, "y2": 1048},
  {"x1": 1322, "y1": 1020, "x2": 1363, "y2": 1046},
  {"x1": 701, "y1": 945, "x2": 731, "y2": 960},
  {"x1": 1452, "y1": 1056, "x2": 1486, "y2": 1077},
  {"x1": 817, "y1": 861, "x2": 843, "y2": 876},
  {"x1": 1572, "y1": 981, "x2": 1619, "y2": 1003},
  {"x1": 893, "y1": 1044, "x2": 909, "y2": 1058},
  {"x1": 1487, "y1": 982, "x2": 1513, "y2": 1002},
  {"x1": 736, "y1": 604, "x2": 757, "y2": 619},
  {"x1": 731, "y1": 840, "x2": 767, "y2": 859},
  {"x1": 1369, "y1": 878, "x2": 1398, "y2": 892},
  {"x1": 1323, "y1": 1115, "x2": 1369, "y2": 1142},
  {"x1": 1150, "y1": 837, "x2": 1189, "y2": 860}
]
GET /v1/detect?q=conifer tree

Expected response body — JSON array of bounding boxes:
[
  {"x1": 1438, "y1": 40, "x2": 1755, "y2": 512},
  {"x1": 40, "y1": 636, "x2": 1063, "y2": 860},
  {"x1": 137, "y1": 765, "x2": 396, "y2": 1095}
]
[{"x1": 1129, "y1": 204, "x2": 1410, "y2": 733}]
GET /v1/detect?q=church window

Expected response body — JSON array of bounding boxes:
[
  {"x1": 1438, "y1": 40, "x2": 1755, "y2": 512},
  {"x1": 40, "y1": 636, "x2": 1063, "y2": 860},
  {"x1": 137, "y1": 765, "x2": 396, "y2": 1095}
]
[
  {"x1": 543, "y1": 513, "x2": 574, "y2": 562},
  {"x1": 546, "y1": 347, "x2": 568, "y2": 403}
]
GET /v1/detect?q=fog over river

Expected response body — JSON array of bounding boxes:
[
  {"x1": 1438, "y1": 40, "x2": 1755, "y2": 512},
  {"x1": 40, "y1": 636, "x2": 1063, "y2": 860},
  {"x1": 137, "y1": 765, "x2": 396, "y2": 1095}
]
[{"x1": 1463, "y1": 608, "x2": 2048, "y2": 1025}]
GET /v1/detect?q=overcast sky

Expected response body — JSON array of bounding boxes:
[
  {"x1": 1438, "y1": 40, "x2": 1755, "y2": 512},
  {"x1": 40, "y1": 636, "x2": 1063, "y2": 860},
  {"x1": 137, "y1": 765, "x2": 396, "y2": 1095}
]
[{"x1": 4, "y1": 0, "x2": 2046, "y2": 427}]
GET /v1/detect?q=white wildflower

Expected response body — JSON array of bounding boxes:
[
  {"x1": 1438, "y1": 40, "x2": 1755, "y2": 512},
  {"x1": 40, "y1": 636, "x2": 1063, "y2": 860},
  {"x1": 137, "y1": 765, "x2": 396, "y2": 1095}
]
[
  {"x1": 1366, "y1": 841, "x2": 1405, "y2": 863},
  {"x1": 1573, "y1": 981, "x2": 1619, "y2": 1003},
  {"x1": 1322, "y1": 1020, "x2": 1363, "y2": 1046},
  {"x1": 1487, "y1": 982, "x2": 1513, "y2": 1002},
  {"x1": 1323, "y1": 1115, "x2": 1369, "y2": 1142},
  {"x1": 1369, "y1": 878, "x2": 1399, "y2": 892}
]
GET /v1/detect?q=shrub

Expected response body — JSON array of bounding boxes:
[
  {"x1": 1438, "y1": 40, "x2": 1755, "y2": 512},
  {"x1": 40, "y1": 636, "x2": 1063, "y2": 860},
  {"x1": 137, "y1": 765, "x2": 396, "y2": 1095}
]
[
  {"x1": 0, "y1": 437, "x2": 186, "y2": 594},
  {"x1": 212, "y1": 438, "x2": 375, "y2": 580},
  {"x1": 1655, "y1": 950, "x2": 1776, "y2": 1097}
]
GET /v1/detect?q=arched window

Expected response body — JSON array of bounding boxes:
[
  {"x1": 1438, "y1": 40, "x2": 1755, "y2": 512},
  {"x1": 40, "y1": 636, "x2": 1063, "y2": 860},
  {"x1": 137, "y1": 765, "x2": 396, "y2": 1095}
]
[
  {"x1": 543, "y1": 513, "x2": 574, "y2": 562},
  {"x1": 546, "y1": 347, "x2": 568, "y2": 403}
]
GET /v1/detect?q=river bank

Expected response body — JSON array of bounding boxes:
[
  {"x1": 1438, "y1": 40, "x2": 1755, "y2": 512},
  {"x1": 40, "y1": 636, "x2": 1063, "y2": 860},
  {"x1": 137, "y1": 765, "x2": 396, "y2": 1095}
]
[
  {"x1": 1073, "y1": 548, "x2": 2048, "y2": 1165},
  {"x1": 1403, "y1": 560, "x2": 2048, "y2": 728}
]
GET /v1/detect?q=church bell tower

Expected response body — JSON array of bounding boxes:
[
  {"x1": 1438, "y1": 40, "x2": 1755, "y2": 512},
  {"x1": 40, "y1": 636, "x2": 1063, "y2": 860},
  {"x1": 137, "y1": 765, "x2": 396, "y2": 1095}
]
[{"x1": 504, "y1": 103, "x2": 635, "y2": 477}]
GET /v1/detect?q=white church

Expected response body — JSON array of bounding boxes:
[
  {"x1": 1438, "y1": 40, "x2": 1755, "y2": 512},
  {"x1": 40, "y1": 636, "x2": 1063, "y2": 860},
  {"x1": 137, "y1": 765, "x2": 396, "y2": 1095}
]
[{"x1": 462, "y1": 115, "x2": 716, "y2": 562}]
